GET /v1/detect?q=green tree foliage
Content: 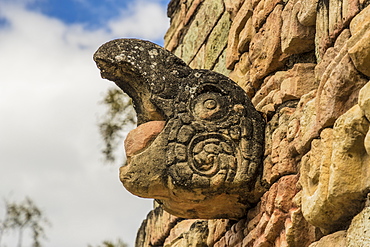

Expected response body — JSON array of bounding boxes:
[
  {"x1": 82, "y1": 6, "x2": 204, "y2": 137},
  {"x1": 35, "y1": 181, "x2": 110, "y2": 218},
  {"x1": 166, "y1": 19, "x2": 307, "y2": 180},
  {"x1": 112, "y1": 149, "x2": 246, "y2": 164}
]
[
  {"x1": 0, "y1": 197, "x2": 50, "y2": 247},
  {"x1": 98, "y1": 88, "x2": 136, "y2": 164},
  {"x1": 88, "y1": 238, "x2": 128, "y2": 247}
]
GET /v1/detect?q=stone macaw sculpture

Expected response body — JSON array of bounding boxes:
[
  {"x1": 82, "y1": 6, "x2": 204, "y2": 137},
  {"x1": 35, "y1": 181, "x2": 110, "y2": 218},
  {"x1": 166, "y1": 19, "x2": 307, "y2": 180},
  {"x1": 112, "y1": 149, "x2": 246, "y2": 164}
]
[{"x1": 94, "y1": 39, "x2": 265, "y2": 219}]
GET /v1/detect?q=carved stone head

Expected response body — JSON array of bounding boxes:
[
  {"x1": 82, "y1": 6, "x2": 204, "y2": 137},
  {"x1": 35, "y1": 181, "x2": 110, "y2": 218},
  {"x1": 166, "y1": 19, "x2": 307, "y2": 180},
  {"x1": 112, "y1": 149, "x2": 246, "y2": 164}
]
[{"x1": 94, "y1": 39, "x2": 265, "y2": 219}]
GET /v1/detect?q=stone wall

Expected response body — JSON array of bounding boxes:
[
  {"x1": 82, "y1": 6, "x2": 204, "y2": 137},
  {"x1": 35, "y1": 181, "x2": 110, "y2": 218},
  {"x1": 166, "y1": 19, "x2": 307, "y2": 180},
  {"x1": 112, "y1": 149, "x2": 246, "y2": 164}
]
[{"x1": 135, "y1": 0, "x2": 370, "y2": 246}]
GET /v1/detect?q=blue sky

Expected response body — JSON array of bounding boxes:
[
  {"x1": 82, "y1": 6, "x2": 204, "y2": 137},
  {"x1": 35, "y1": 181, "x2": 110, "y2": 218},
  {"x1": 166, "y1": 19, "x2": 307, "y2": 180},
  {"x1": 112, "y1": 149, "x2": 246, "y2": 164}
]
[
  {"x1": 25, "y1": 0, "x2": 169, "y2": 30},
  {"x1": 0, "y1": 0, "x2": 170, "y2": 246}
]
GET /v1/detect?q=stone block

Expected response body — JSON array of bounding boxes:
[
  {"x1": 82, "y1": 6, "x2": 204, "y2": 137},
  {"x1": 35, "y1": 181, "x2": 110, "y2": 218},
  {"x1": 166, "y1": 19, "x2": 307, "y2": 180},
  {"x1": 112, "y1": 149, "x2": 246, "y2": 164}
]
[
  {"x1": 223, "y1": 0, "x2": 244, "y2": 20},
  {"x1": 182, "y1": 0, "x2": 224, "y2": 64},
  {"x1": 346, "y1": 207, "x2": 370, "y2": 247},
  {"x1": 297, "y1": 0, "x2": 318, "y2": 26},
  {"x1": 227, "y1": 229, "x2": 244, "y2": 246},
  {"x1": 274, "y1": 175, "x2": 299, "y2": 213},
  {"x1": 359, "y1": 81, "x2": 370, "y2": 122},
  {"x1": 144, "y1": 206, "x2": 180, "y2": 246},
  {"x1": 238, "y1": 18, "x2": 255, "y2": 53},
  {"x1": 205, "y1": 11, "x2": 231, "y2": 70},
  {"x1": 268, "y1": 108, "x2": 298, "y2": 183},
  {"x1": 315, "y1": 29, "x2": 368, "y2": 132},
  {"x1": 300, "y1": 105, "x2": 370, "y2": 232},
  {"x1": 165, "y1": 1, "x2": 187, "y2": 49},
  {"x1": 290, "y1": 91, "x2": 317, "y2": 155},
  {"x1": 165, "y1": 0, "x2": 205, "y2": 52},
  {"x1": 285, "y1": 207, "x2": 317, "y2": 247},
  {"x1": 263, "y1": 209, "x2": 286, "y2": 242},
  {"x1": 212, "y1": 48, "x2": 231, "y2": 77},
  {"x1": 226, "y1": 0, "x2": 253, "y2": 69},
  {"x1": 308, "y1": 231, "x2": 347, "y2": 247},
  {"x1": 228, "y1": 52, "x2": 251, "y2": 88},
  {"x1": 252, "y1": 0, "x2": 284, "y2": 31},
  {"x1": 280, "y1": 63, "x2": 317, "y2": 101},
  {"x1": 249, "y1": 5, "x2": 286, "y2": 87},
  {"x1": 214, "y1": 236, "x2": 226, "y2": 247},
  {"x1": 164, "y1": 219, "x2": 198, "y2": 246},
  {"x1": 348, "y1": 5, "x2": 370, "y2": 77},
  {"x1": 315, "y1": 0, "x2": 330, "y2": 61},
  {"x1": 328, "y1": 0, "x2": 343, "y2": 37},
  {"x1": 189, "y1": 44, "x2": 205, "y2": 69},
  {"x1": 281, "y1": 0, "x2": 315, "y2": 55},
  {"x1": 342, "y1": 0, "x2": 360, "y2": 25},
  {"x1": 252, "y1": 72, "x2": 287, "y2": 107},
  {"x1": 316, "y1": 54, "x2": 367, "y2": 128},
  {"x1": 206, "y1": 219, "x2": 230, "y2": 246}
]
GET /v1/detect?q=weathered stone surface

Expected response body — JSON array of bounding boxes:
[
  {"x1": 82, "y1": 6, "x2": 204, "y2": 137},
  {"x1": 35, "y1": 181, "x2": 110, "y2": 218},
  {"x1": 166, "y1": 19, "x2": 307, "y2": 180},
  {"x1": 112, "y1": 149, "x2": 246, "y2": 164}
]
[
  {"x1": 342, "y1": 0, "x2": 360, "y2": 25},
  {"x1": 314, "y1": 29, "x2": 368, "y2": 140},
  {"x1": 223, "y1": 0, "x2": 244, "y2": 20},
  {"x1": 252, "y1": 63, "x2": 316, "y2": 119},
  {"x1": 264, "y1": 107, "x2": 299, "y2": 184},
  {"x1": 295, "y1": 205, "x2": 370, "y2": 247},
  {"x1": 205, "y1": 11, "x2": 231, "y2": 70},
  {"x1": 163, "y1": 219, "x2": 198, "y2": 246},
  {"x1": 300, "y1": 105, "x2": 370, "y2": 232},
  {"x1": 165, "y1": 0, "x2": 186, "y2": 49},
  {"x1": 308, "y1": 231, "x2": 347, "y2": 247},
  {"x1": 135, "y1": 206, "x2": 179, "y2": 246},
  {"x1": 226, "y1": 0, "x2": 253, "y2": 69},
  {"x1": 164, "y1": 220, "x2": 210, "y2": 247},
  {"x1": 346, "y1": 206, "x2": 370, "y2": 247},
  {"x1": 281, "y1": 0, "x2": 315, "y2": 55},
  {"x1": 252, "y1": 72, "x2": 287, "y2": 107},
  {"x1": 348, "y1": 5, "x2": 370, "y2": 77},
  {"x1": 238, "y1": 18, "x2": 255, "y2": 53},
  {"x1": 206, "y1": 219, "x2": 230, "y2": 246},
  {"x1": 285, "y1": 201, "x2": 317, "y2": 247},
  {"x1": 220, "y1": 175, "x2": 317, "y2": 247},
  {"x1": 249, "y1": 5, "x2": 286, "y2": 87},
  {"x1": 165, "y1": 0, "x2": 204, "y2": 52},
  {"x1": 94, "y1": 38, "x2": 266, "y2": 219},
  {"x1": 297, "y1": 0, "x2": 318, "y2": 26},
  {"x1": 228, "y1": 52, "x2": 252, "y2": 91},
  {"x1": 252, "y1": 0, "x2": 284, "y2": 31},
  {"x1": 212, "y1": 48, "x2": 231, "y2": 77},
  {"x1": 280, "y1": 63, "x2": 317, "y2": 101},
  {"x1": 181, "y1": 0, "x2": 224, "y2": 64},
  {"x1": 359, "y1": 81, "x2": 370, "y2": 122},
  {"x1": 328, "y1": 0, "x2": 344, "y2": 37},
  {"x1": 315, "y1": 52, "x2": 366, "y2": 128},
  {"x1": 189, "y1": 44, "x2": 205, "y2": 69},
  {"x1": 315, "y1": 0, "x2": 360, "y2": 60}
]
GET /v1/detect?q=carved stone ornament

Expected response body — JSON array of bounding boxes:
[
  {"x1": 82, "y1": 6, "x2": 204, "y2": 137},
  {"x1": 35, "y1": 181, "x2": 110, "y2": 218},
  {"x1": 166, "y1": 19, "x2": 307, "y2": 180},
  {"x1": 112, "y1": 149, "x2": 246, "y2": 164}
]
[{"x1": 94, "y1": 39, "x2": 265, "y2": 219}]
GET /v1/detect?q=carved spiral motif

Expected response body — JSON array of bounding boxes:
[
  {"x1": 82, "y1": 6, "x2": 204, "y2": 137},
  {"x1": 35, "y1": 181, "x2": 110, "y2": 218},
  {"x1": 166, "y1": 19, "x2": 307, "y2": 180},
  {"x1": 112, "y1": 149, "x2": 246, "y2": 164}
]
[{"x1": 189, "y1": 134, "x2": 237, "y2": 178}]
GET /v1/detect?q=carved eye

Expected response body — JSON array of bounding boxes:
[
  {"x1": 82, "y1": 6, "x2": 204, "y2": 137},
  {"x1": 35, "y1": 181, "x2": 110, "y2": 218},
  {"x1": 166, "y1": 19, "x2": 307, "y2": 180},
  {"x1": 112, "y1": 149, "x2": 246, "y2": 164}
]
[{"x1": 192, "y1": 92, "x2": 229, "y2": 120}]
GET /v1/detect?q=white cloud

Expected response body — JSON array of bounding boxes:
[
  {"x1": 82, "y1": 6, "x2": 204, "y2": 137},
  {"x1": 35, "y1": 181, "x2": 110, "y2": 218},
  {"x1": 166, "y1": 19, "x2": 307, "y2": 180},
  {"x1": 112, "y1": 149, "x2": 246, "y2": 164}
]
[
  {"x1": 0, "y1": 1, "x2": 169, "y2": 247},
  {"x1": 108, "y1": 1, "x2": 169, "y2": 40}
]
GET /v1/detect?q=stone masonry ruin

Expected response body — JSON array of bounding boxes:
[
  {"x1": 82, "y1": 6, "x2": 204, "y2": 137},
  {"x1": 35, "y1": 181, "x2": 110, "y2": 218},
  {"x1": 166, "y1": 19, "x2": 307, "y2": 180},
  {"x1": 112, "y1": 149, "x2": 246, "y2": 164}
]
[{"x1": 95, "y1": 0, "x2": 370, "y2": 246}]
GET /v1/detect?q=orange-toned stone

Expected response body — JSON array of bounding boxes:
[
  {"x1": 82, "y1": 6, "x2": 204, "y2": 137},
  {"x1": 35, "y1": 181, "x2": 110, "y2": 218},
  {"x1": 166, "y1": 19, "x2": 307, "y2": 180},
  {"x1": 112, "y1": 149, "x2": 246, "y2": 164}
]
[
  {"x1": 274, "y1": 175, "x2": 299, "y2": 213},
  {"x1": 124, "y1": 121, "x2": 166, "y2": 160},
  {"x1": 226, "y1": 0, "x2": 253, "y2": 69},
  {"x1": 249, "y1": 5, "x2": 286, "y2": 87},
  {"x1": 281, "y1": 0, "x2": 315, "y2": 55}
]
